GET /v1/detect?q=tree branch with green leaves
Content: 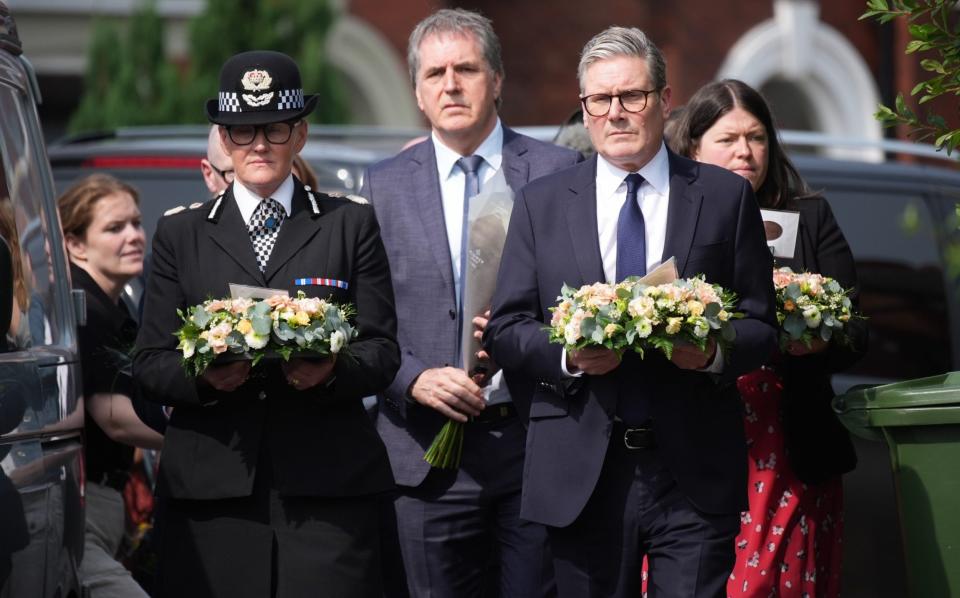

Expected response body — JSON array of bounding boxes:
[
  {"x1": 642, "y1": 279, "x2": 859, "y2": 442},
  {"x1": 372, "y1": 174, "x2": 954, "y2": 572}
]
[{"x1": 861, "y1": 0, "x2": 960, "y2": 154}]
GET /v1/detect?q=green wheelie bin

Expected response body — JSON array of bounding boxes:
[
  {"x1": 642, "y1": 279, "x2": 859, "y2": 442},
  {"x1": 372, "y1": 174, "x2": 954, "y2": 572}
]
[{"x1": 833, "y1": 372, "x2": 960, "y2": 597}]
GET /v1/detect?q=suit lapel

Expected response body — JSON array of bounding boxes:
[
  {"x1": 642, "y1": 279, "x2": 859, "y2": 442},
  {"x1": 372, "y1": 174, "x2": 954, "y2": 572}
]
[
  {"x1": 566, "y1": 157, "x2": 605, "y2": 285},
  {"x1": 206, "y1": 188, "x2": 264, "y2": 284},
  {"x1": 264, "y1": 182, "x2": 323, "y2": 282},
  {"x1": 661, "y1": 152, "x2": 704, "y2": 277},
  {"x1": 501, "y1": 127, "x2": 530, "y2": 192},
  {"x1": 411, "y1": 141, "x2": 456, "y2": 296}
]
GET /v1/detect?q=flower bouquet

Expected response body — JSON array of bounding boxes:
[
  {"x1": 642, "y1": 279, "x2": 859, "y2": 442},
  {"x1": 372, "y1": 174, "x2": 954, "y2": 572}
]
[
  {"x1": 772, "y1": 267, "x2": 858, "y2": 348},
  {"x1": 547, "y1": 276, "x2": 740, "y2": 359},
  {"x1": 174, "y1": 291, "x2": 356, "y2": 377}
]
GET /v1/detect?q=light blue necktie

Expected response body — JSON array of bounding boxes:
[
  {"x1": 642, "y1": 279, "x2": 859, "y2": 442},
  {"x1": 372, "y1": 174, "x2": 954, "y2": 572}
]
[{"x1": 455, "y1": 155, "x2": 484, "y2": 367}]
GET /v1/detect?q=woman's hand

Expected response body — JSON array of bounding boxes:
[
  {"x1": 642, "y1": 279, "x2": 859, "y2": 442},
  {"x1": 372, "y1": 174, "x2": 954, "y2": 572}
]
[
  {"x1": 200, "y1": 360, "x2": 251, "y2": 392},
  {"x1": 282, "y1": 356, "x2": 337, "y2": 391}
]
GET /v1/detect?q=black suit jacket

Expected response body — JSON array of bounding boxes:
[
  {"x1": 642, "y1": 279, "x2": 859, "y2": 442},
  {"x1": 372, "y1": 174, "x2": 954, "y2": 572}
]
[
  {"x1": 134, "y1": 180, "x2": 399, "y2": 500},
  {"x1": 773, "y1": 195, "x2": 865, "y2": 483},
  {"x1": 485, "y1": 152, "x2": 778, "y2": 527}
]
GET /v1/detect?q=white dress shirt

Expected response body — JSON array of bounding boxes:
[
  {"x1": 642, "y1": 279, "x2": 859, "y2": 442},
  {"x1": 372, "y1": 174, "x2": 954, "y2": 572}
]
[
  {"x1": 595, "y1": 144, "x2": 671, "y2": 282},
  {"x1": 562, "y1": 143, "x2": 723, "y2": 375},
  {"x1": 431, "y1": 120, "x2": 510, "y2": 405},
  {"x1": 432, "y1": 120, "x2": 504, "y2": 302},
  {"x1": 232, "y1": 174, "x2": 295, "y2": 226}
]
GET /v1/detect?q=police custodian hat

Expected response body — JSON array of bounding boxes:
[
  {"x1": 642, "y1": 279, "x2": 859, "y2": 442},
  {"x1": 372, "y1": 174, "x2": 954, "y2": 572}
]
[{"x1": 205, "y1": 50, "x2": 318, "y2": 126}]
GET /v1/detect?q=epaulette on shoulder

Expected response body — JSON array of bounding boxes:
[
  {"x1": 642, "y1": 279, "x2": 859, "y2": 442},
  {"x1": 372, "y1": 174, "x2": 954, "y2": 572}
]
[
  {"x1": 323, "y1": 191, "x2": 369, "y2": 205},
  {"x1": 163, "y1": 200, "x2": 209, "y2": 217}
]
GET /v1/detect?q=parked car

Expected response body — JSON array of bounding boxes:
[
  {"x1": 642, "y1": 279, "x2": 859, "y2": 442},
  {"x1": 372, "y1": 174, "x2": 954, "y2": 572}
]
[{"x1": 0, "y1": 4, "x2": 86, "y2": 597}]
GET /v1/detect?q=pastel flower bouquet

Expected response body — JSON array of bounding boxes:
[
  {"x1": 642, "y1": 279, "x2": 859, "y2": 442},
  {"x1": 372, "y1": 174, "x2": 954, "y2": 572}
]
[
  {"x1": 772, "y1": 267, "x2": 859, "y2": 349},
  {"x1": 174, "y1": 291, "x2": 356, "y2": 377},
  {"x1": 547, "y1": 276, "x2": 740, "y2": 359}
]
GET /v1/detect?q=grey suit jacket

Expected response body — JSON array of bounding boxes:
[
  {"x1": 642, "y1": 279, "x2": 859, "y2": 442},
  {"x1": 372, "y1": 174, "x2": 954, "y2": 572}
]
[{"x1": 361, "y1": 127, "x2": 582, "y2": 487}]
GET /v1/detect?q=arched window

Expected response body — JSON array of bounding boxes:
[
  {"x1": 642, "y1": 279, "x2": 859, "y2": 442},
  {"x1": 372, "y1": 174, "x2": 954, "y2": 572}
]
[{"x1": 718, "y1": 0, "x2": 883, "y2": 161}]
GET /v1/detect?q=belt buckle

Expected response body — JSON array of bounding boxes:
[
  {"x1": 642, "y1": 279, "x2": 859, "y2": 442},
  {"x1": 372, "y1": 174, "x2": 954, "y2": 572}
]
[{"x1": 623, "y1": 427, "x2": 652, "y2": 450}]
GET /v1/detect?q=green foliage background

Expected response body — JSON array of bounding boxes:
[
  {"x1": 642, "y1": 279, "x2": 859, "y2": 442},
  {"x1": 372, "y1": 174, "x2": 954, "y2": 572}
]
[{"x1": 69, "y1": 0, "x2": 348, "y2": 133}]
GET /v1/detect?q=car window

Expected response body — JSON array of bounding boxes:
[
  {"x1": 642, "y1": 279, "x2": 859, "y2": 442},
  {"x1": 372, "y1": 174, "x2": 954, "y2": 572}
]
[
  {"x1": 820, "y1": 180, "x2": 956, "y2": 384},
  {"x1": 53, "y1": 167, "x2": 208, "y2": 250},
  {"x1": 0, "y1": 79, "x2": 62, "y2": 351}
]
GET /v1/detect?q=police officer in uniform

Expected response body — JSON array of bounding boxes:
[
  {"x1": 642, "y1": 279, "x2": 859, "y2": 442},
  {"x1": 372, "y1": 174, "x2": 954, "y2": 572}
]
[{"x1": 134, "y1": 50, "x2": 399, "y2": 598}]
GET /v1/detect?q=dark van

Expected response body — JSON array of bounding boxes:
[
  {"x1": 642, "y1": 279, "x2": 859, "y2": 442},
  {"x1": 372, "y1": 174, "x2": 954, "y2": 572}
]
[{"x1": 0, "y1": 4, "x2": 85, "y2": 597}]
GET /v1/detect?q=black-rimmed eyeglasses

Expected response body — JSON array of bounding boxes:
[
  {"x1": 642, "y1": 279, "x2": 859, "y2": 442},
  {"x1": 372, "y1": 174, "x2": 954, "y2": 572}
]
[
  {"x1": 579, "y1": 89, "x2": 661, "y2": 117},
  {"x1": 209, "y1": 163, "x2": 235, "y2": 183},
  {"x1": 225, "y1": 120, "x2": 300, "y2": 145}
]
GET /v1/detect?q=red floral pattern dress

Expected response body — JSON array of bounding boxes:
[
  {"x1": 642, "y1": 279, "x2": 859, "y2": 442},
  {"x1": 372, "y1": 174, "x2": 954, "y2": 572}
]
[{"x1": 726, "y1": 366, "x2": 843, "y2": 598}]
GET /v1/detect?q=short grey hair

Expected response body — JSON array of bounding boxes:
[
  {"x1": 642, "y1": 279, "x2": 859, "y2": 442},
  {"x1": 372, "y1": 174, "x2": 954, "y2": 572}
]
[
  {"x1": 407, "y1": 8, "x2": 504, "y2": 86},
  {"x1": 577, "y1": 26, "x2": 667, "y2": 93}
]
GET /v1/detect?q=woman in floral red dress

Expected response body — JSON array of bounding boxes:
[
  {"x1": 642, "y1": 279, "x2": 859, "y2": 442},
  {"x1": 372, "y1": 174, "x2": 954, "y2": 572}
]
[{"x1": 668, "y1": 80, "x2": 867, "y2": 597}]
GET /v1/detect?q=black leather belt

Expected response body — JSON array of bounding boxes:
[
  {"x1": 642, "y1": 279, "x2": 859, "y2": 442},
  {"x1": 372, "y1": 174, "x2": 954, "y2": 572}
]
[
  {"x1": 471, "y1": 403, "x2": 517, "y2": 424},
  {"x1": 613, "y1": 420, "x2": 657, "y2": 450}
]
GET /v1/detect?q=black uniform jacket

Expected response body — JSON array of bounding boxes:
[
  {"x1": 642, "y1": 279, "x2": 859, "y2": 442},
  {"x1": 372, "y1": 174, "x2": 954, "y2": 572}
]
[
  {"x1": 774, "y1": 195, "x2": 866, "y2": 484},
  {"x1": 134, "y1": 179, "x2": 399, "y2": 500}
]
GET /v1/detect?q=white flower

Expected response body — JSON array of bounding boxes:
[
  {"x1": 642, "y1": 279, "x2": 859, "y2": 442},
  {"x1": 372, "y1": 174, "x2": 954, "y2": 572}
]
[
  {"x1": 329, "y1": 330, "x2": 346, "y2": 353},
  {"x1": 803, "y1": 306, "x2": 822, "y2": 329},
  {"x1": 692, "y1": 318, "x2": 710, "y2": 338},
  {"x1": 245, "y1": 332, "x2": 269, "y2": 350},
  {"x1": 635, "y1": 320, "x2": 652, "y2": 338},
  {"x1": 179, "y1": 338, "x2": 196, "y2": 359}
]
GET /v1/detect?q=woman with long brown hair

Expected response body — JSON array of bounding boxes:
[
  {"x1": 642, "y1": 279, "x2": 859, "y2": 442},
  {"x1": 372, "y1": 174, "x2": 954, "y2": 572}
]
[
  {"x1": 59, "y1": 173, "x2": 162, "y2": 597},
  {"x1": 671, "y1": 79, "x2": 866, "y2": 597}
]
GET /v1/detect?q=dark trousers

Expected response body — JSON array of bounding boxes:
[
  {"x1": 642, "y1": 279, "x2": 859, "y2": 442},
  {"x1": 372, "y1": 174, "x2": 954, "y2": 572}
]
[
  {"x1": 548, "y1": 436, "x2": 739, "y2": 598},
  {"x1": 155, "y1": 448, "x2": 382, "y2": 598},
  {"x1": 393, "y1": 416, "x2": 555, "y2": 598}
]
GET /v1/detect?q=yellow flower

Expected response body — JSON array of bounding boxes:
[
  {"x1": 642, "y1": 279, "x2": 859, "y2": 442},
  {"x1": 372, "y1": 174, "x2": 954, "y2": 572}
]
[
  {"x1": 293, "y1": 311, "x2": 311, "y2": 326},
  {"x1": 236, "y1": 319, "x2": 253, "y2": 335},
  {"x1": 686, "y1": 300, "x2": 704, "y2": 317},
  {"x1": 665, "y1": 317, "x2": 682, "y2": 335}
]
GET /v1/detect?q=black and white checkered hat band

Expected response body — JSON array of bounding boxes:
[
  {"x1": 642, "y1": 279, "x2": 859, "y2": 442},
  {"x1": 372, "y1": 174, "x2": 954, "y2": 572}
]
[
  {"x1": 219, "y1": 92, "x2": 241, "y2": 112},
  {"x1": 277, "y1": 89, "x2": 304, "y2": 110},
  {"x1": 218, "y1": 88, "x2": 305, "y2": 112}
]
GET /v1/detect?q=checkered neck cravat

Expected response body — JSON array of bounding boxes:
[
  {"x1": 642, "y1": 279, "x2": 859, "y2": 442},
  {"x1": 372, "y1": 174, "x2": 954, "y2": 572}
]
[{"x1": 248, "y1": 197, "x2": 285, "y2": 272}]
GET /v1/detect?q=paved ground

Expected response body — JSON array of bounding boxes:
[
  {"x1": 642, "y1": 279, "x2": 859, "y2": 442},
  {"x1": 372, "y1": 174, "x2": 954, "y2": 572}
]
[{"x1": 841, "y1": 435, "x2": 908, "y2": 597}]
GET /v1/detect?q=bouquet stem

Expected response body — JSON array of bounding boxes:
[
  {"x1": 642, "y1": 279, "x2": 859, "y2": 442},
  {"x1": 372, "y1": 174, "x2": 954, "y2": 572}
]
[{"x1": 424, "y1": 420, "x2": 464, "y2": 469}]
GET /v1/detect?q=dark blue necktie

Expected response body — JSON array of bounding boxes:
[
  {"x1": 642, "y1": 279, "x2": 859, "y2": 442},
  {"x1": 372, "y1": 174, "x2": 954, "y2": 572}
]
[
  {"x1": 615, "y1": 173, "x2": 646, "y2": 281},
  {"x1": 455, "y1": 155, "x2": 484, "y2": 367}
]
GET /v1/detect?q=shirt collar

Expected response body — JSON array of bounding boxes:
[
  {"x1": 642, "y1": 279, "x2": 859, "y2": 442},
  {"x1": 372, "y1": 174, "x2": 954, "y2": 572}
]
[
  {"x1": 432, "y1": 118, "x2": 504, "y2": 179},
  {"x1": 596, "y1": 142, "x2": 670, "y2": 198},
  {"x1": 232, "y1": 174, "x2": 295, "y2": 224}
]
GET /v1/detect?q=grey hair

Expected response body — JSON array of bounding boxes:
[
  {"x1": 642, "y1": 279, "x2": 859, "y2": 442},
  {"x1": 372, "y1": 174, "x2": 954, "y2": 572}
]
[
  {"x1": 577, "y1": 26, "x2": 667, "y2": 93},
  {"x1": 407, "y1": 8, "x2": 504, "y2": 86}
]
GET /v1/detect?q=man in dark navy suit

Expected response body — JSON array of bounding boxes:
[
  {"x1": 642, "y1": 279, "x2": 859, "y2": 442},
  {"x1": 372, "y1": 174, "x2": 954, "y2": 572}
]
[
  {"x1": 135, "y1": 50, "x2": 398, "y2": 598},
  {"x1": 362, "y1": 8, "x2": 581, "y2": 598},
  {"x1": 485, "y1": 27, "x2": 777, "y2": 598}
]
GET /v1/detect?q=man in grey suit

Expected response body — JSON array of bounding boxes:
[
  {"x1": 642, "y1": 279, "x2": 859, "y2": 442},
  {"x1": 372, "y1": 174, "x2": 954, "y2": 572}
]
[{"x1": 362, "y1": 8, "x2": 581, "y2": 597}]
